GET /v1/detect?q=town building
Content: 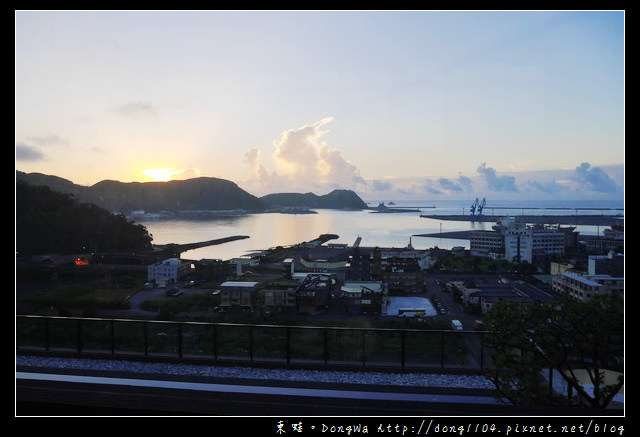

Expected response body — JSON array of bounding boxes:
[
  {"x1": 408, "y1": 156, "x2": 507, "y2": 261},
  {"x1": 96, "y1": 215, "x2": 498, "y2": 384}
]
[
  {"x1": 588, "y1": 252, "x2": 624, "y2": 277},
  {"x1": 340, "y1": 281, "x2": 385, "y2": 315},
  {"x1": 229, "y1": 256, "x2": 260, "y2": 276},
  {"x1": 469, "y1": 230, "x2": 504, "y2": 259},
  {"x1": 370, "y1": 247, "x2": 429, "y2": 293},
  {"x1": 582, "y1": 227, "x2": 624, "y2": 254},
  {"x1": 478, "y1": 283, "x2": 556, "y2": 314},
  {"x1": 295, "y1": 274, "x2": 332, "y2": 315},
  {"x1": 346, "y1": 250, "x2": 372, "y2": 281},
  {"x1": 147, "y1": 258, "x2": 193, "y2": 287},
  {"x1": 551, "y1": 272, "x2": 624, "y2": 303},
  {"x1": 219, "y1": 281, "x2": 260, "y2": 311},
  {"x1": 470, "y1": 217, "x2": 574, "y2": 263},
  {"x1": 260, "y1": 279, "x2": 299, "y2": 313}
]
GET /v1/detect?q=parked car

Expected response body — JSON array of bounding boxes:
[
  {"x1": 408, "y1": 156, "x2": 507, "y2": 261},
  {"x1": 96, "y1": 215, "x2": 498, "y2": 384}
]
[{"x1": 165, "y1": 288, "x2": 184, "y2": 297}]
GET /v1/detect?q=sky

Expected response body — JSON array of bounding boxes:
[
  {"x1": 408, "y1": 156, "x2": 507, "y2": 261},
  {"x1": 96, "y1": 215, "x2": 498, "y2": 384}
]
[{"x1": 15, "y1": 10, "x2": 625, "y2": 202}]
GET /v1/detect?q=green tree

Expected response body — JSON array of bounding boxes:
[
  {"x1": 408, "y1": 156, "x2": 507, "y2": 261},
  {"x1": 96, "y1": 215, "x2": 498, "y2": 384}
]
[{"x1": 485, "y1": 294, "x2": 623, "y2": 408}]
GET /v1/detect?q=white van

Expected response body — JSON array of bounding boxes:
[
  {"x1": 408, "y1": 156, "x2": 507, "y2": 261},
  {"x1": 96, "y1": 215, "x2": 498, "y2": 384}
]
[{"x1": 451, "y1": 319, "x2": 463, "y2": 331}]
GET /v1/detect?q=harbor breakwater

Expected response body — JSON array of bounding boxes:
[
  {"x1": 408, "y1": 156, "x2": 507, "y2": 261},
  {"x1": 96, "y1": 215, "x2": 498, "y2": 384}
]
[{"x1": 418, "y1": 214, "x2": 623, "y2": 227}]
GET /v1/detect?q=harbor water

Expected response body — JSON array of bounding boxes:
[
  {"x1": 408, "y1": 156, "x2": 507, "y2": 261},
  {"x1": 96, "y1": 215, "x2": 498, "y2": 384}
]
[{"x1": 135, "y1": 199, "x2": 624, "y2": 261}]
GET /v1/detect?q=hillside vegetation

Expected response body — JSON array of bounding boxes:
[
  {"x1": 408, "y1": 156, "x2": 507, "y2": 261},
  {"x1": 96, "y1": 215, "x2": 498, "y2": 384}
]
[
  {"x1": 260, "y1": 189, "x2": 368, "y2": 209},
  {"x1": 16, "y1": 171, "x2": 368, "y2": 212},
  {"x1": 16, "y1": 181, "x2": 153, "y2": 256}
]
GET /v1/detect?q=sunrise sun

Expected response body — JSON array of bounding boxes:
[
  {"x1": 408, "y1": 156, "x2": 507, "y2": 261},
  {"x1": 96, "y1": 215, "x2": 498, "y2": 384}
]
[{"x1": 142, "y1": 168, "x2": 181, "y2": 182}]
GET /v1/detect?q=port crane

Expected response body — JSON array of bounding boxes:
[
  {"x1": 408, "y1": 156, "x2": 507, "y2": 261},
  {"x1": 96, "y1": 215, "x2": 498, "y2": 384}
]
[{"x1": 470, "y1": 197, "x2": 486, "y2": 218}]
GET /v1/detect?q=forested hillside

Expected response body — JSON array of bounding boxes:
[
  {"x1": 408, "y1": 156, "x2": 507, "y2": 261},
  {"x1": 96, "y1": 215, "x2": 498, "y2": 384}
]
[
  {"x1": 16, "y1": 182, "x2": 153, "y2": 256},
  {"x1": 16, "y1": 171, "x2": 369, "y2": 212},
  {"x1": 260, "y1": 189, "x2": 368, "y2": 209}
]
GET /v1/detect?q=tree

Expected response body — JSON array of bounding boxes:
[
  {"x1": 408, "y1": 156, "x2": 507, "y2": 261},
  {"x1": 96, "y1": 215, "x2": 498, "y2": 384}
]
[{"x1": 485, "y1": 294, "x2": 623, "y2": 408}]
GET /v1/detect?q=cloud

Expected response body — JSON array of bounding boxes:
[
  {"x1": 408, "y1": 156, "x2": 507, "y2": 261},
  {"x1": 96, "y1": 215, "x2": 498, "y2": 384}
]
[
  {"x1": 244, "y1": 147, "x2": 279, "y2": 187},
  {"x1": 16, "y1": 134, "x2": 71, "y2": 162},
  {"x1": 571, "y1": 162, "x2": 619, "y2": 193},
  {"x1": 371, "y1": 179, "x2": 393, "y2": 191},
  {"x1": 318, "y1": 144, "x2": 366, "y2": 189},
  {"x1": 437, "y1": 174, "x2": 473, "y2": 193},
  {"x1": 15, "y1": 143, "x2": 46, "y2": 161},
  {"x1": 476, "y1": 162, "x2": 518, "y2": 192},
  {"x1": 25, "y1": 134, "x2": 69, "y2": 147},
  {"x1": 525, "y1": 179, "x2": 564, "y2": 194},
  {"x1": 244, "y1": 117, "x2": 365, "y2": 194},
  {"x1": 113, "y1": 101, "x2": 158, "y2": 118}
]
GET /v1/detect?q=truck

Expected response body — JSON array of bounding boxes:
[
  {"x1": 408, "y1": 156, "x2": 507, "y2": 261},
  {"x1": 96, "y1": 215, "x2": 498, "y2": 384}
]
[{"x1": 451, "y1": 319, "x2": 463, "y2": 331}]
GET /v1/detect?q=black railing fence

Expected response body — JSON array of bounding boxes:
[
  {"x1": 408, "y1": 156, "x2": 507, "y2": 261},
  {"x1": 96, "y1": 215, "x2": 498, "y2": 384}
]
[{"x1": 16, "y1": 315, "x2": 495, "y2": 372}]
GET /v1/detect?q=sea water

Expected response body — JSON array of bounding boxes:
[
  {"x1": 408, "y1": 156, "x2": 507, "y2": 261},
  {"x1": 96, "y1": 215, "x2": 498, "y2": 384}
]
[{"x1": 135, "y1": 199, "x2": 624, "y2": 261}]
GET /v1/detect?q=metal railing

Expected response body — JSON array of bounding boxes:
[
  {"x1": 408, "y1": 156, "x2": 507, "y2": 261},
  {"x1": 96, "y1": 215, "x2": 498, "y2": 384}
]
[{"x1": 16, "y1": 315, "x2": 495, "y2": 372}]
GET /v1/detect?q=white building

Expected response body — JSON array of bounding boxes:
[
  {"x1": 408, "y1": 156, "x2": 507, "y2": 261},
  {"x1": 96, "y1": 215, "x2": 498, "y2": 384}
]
[
  {"x1": 147, "y1": 258, "x2": 193, "y2": 287},
  {"x1": 469, "y1": 230, "x2": 504, "y2": 258},
  {"x1": 551, "y1": 272, "x2": 624, "y2": 302},
  {"x1": 470, "y1": 217, "x2": 569, "y2": 263},
  {"x1": 502, "y1": 219, "x2": 533, "y2": 263}
]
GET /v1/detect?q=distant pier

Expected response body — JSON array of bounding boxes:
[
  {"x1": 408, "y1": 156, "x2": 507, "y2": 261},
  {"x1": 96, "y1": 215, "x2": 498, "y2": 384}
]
[{"x1": 419, "y1": 214, "x2": 623, "y2": 227}]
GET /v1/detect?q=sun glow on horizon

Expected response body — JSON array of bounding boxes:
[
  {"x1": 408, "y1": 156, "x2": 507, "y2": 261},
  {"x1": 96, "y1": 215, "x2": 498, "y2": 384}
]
[{"x1": 142, "y1": 168, "x2": 190, "y2": 182}]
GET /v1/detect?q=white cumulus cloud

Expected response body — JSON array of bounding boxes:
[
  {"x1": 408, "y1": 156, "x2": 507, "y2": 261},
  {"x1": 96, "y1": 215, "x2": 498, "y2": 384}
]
[{"x1": 243, "y1": 117, "x2": 365, "y2": 195}]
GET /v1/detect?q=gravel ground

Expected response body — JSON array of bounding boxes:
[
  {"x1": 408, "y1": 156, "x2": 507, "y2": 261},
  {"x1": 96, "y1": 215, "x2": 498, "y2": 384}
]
[{"x1": 16, "y1": 355, "x2": 495, "y2": 389}]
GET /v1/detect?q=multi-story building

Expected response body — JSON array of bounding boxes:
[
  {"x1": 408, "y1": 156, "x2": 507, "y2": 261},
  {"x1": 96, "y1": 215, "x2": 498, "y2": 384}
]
[
  {"x1": 340, "y1": 281, "x2": 385, "y2": 315},
  {"x1": 588, "y1": 252, "x2": 624, "y2": 277},
  {"x1": 470, "y1": 217, "x2": 572, "y2": 263},
  {"x1": 261, "y1": 279, "x2": 299, "y2": 313},
  {"x1": 219, "y1": 281, "x2": 260, "y2": 311},
  {"x1": 295, "y1": 274, "x2": 332, "y2": 315},
  {"x1": 583, "y1": 227, "x2": 624, "y2": 254},
  {"x1": 147, "y1": 258, "x2": 193, "y2": 287},
  {"x1": 469, "y1": 230, "x2": 504, "y2": 258},
  {"x1": 551, "y1": 272, "x2": 624, "y2": 303},
  {"x1": 370, "y1": 247, "x2": 426, "y2": 293}
]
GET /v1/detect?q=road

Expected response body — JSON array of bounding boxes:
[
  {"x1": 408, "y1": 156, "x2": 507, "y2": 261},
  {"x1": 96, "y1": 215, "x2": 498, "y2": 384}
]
[{"x1": 423, "y1": 275, "x2": 488, "y2": 368}]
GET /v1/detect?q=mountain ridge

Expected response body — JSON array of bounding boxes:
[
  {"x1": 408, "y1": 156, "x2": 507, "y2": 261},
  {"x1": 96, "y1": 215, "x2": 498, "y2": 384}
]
[{"x1": 15, "y1": 171, "x2": 368, "y2": 212}]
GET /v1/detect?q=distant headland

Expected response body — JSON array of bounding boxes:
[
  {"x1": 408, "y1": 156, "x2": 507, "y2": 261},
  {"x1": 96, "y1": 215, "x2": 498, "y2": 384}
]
[{"x1": 15, "y1": 171, "x2": 368, "y2": 213}]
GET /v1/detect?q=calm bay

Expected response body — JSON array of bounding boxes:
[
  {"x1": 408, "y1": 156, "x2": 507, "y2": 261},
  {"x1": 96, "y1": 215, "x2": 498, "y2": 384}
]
[{"x1": 135, "y1": 199, "x2": 624, "y2": 261}]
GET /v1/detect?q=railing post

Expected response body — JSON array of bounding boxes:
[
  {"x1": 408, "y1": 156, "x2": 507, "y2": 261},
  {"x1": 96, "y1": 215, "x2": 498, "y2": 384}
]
[
  {"x1": 249, "y1": 325, "x2": 254, "y2": 363},
  {"x1": 76, "y1": 319, "x2": 83, "y2": 354},
  {"x1": 144, "y1": 321, "x2": 148, "y2": 358},
  {"x1": 177, "y1": 323, "x2": 183, "y2": 360},
  {"x1": 401, "y1": 330, "x2": 405, "y2": 369},
  {"x1": 324, "y1": 328, "x2": 328, "y2": 366},
  {"x1": 213, "y1": 324, "x2": 218, "y2": 361},
  {"x1": 440, "y1": 331, "x2": 445, "y2": 370},
  {"x1": 110, "y1": 320, "x2": 115, "y2": 356},
  {"x1": 480, "y1": 332, "x2": 484, "y2": 370},
  {"x1": 44, "y1": 317, "x2": 50, "y2": 352},
  {"x1": 286, "y1": 327, "x2": 291, "y2": 365},
  {"x1": 361, "y1": 330, "x2": 366, "y2": 367}
]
